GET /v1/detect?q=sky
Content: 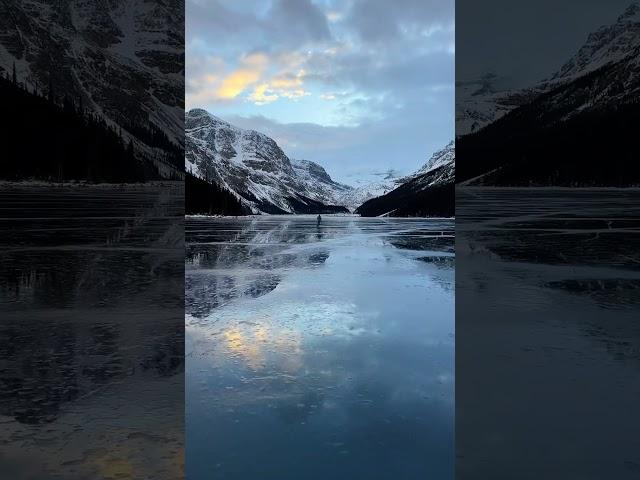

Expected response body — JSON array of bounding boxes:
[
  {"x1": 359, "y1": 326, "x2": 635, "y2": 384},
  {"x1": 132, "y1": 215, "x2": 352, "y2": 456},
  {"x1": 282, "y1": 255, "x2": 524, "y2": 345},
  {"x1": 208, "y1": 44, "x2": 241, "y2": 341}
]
[
  {"x1": 186, "y1": 0, "x2": 454, "y2": 185},
  {"x1": 456, "y1": 0, "x2": 636, "y2": 88}
]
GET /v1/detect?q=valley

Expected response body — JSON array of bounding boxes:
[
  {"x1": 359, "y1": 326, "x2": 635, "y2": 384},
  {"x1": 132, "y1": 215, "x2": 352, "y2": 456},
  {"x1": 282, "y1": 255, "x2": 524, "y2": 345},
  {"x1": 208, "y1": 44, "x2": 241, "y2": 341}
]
[{"x1": 185, "y1": 109, "x2": 455, "y2": 217}]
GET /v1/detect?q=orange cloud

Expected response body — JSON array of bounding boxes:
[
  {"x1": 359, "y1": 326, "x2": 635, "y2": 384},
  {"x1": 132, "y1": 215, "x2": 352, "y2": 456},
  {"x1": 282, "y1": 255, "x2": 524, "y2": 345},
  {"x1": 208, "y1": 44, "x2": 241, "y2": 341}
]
[
  {"x1": 249, "y1": 84, "x2": 279, "y2": 105},
  {"x1": 187, "y1": 52, "x2": 313, "y2": 107},
  {"x1": 216, "y1": 53, "x2": 269, "y2": 99},
  {"x1": 248, "y1": 69, "x2": 310, "y2": 105},
  {"x1": 217, "y1": 69, "x2": 262, "y2": 99}
]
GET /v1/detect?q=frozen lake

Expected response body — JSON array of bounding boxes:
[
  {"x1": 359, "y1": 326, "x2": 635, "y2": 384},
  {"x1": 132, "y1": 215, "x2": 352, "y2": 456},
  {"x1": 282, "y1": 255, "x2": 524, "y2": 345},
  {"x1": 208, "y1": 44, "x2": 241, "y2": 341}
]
[
  {"x1": 0, "y1": 185, "x2": 184, "y2": 479},
  {"x1": 186, "y1": 215, "x2": 455, "y2": 479},
  {"x1": 456, "y1": 188, "x2": 640, "y2": 479}
]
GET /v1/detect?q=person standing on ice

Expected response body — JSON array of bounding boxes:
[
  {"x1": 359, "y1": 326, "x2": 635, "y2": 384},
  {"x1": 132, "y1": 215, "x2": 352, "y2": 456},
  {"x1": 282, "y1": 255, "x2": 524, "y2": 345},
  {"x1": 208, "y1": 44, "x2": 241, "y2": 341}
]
[{"x1": 316, "y1": 214, "x2": 322, "y2": 227}]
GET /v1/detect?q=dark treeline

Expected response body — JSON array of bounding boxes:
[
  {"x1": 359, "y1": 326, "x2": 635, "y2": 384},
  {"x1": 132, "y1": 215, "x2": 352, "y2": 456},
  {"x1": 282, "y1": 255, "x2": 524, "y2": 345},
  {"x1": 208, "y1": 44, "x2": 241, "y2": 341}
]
[
  {"x1": 186, "y1": 172, "x2": 249, "y2": 215},
  {"x1": 123, "y1": 119, "x2": 183, "y2": 172},
  {"x1": 457, "y1": 63, "x2": 640, "y2": 186},
  {"x1": 0, "y1": 67, "x2": 167, "y2": 182},
  {"x1": 285, "y1": 195, "x2": 350, "y2": 214}
]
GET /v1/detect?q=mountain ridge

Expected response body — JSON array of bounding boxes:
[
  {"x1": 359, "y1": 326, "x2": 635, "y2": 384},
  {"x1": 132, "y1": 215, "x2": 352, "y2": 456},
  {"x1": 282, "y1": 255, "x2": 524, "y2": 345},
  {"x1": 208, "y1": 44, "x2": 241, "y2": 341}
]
[
  {"x1": 186, "y1": 109, "x2": 455, "y2": 216},
  {"x1": 357, "y1": 142, "x2": 455, "y2": 217},
  {"x1": 456, "y1": 2, "x2": 640, "y2": 187},
  {"x1": 0, "y1": 0, "x2": 184, "y2": 179},
  {"x1": 185, "y1": 108, "x2": 351, "y2": 214},
  {"x1": 457, "y1": 2, "x2": 640, "y2": 136}
]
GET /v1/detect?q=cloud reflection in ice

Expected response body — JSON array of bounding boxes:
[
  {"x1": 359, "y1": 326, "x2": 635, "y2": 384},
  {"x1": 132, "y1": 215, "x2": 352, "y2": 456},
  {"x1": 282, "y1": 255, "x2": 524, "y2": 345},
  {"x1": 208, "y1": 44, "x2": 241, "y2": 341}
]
[{"x1": 186, "y1": 216, "x2": 454, "y2": 479}]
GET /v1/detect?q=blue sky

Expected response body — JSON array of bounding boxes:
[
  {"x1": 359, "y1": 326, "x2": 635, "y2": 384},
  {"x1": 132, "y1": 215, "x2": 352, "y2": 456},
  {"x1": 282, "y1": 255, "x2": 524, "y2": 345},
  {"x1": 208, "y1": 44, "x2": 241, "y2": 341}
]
[
  {"x1": 186, "y1": 0, "x2": 454, "y2": 185},
  {"x1": 457, "y1": 0, "x2": 637, "y2": 87}
]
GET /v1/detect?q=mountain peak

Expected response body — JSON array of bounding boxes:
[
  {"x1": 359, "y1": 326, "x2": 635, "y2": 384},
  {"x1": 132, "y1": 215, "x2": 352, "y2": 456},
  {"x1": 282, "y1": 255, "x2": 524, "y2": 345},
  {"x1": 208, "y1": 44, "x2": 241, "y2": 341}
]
[
  {"x1": 418, "y1": 141, "x2": 455, "y2": 175},
  {"x1": 619, "y1": 3, "x2": 640, "y2": 22},
  {"x1": 186, "y1": 108, "x2": 228, "y2": 126},
  {"x1": 186, "y1": 108, "x2": 211, "y2": 117},
  {"x1": 185, "y1": 112, "x2": 352, "y2": 214},
  {"x1": 551, "y1": 3, "x2": 640, "y2": 81}
]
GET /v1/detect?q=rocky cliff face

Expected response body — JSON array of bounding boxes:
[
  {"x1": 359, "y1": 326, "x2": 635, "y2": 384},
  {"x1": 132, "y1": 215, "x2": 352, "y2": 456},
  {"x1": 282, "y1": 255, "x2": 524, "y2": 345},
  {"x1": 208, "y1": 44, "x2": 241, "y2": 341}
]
[
  {"x1": 456, "y1": 4, "x2": 640, "y2": 186},
  {"x1": 551, "y1": 3, "x2": 640, "y2": 82},
  {"x1": 185, "y1": 109, "x2": 351, "y2": 214},
  {"x1": 457, "y1": 3, "x2": 640, "y2": 136},
  {"x1": 0, "y1": 0, "x2": 184, "y2": 178}
]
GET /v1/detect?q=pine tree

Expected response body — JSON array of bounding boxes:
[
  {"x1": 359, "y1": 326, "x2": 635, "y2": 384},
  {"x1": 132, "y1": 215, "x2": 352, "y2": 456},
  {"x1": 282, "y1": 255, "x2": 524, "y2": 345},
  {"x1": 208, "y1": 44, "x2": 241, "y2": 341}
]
[{"x1": 48, "y1": 70, "x2": 54, "y2": 104}]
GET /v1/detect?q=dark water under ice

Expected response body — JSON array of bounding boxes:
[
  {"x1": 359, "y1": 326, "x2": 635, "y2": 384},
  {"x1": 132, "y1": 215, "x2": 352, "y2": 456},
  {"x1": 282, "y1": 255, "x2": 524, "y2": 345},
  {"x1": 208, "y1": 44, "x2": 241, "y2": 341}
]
[
  {"x1": 185, "y1": 215, "x2": 455, "y2": 479},
  {"x1": 0, "y1": 184, "x2": 184, "y2": 479},
  {"x1": 456, "y1": 188, "x2": 640, "y2": 479}
]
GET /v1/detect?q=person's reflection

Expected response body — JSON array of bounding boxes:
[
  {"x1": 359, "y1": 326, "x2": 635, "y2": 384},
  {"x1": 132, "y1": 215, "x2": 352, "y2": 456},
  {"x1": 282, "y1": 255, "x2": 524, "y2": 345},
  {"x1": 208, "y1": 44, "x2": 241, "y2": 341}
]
[{"x1": 316, "y1": 216, "x2": 322, "y2": 241}]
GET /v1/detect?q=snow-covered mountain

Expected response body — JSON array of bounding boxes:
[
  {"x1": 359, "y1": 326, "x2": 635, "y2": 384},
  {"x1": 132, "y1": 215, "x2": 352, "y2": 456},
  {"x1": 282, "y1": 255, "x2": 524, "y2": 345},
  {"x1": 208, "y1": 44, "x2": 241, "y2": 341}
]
[
  {"x1": 457, "y1": 3, "x2": 640, "y2": 136},
  {"x1": 456, "y1": 3, "x2": 640, "y2": 186},
  {"x1": 185, "y1": 109, "x2": 351, "y2": 214},
  {"x1": 456, "y1": 77, "x2": 542, "y2": 136},
  {"x1": 336, "y1": 177, "x2": 403, "y2": 213},
  {"x1": 185, "y1": 108, "x2": 455, "y2": 216},
  {"x1": 402, "y1": 141, "x2": 455, "y2": 194},
  {"x1": 416, "y1": 141, "x2": 455, "y2": 176},
  {"x1": 356, "y1": 142, "x2": 455, "y2": 217},
  {"x1": 0, "y1": 0, "x2": 184, "y2": 177},
  {"x1": 551, "y1": 3, "x2": 640, "y2": 82},
  {"x1": 290, "y1": 159, "x2": 353, "y2": 206}
]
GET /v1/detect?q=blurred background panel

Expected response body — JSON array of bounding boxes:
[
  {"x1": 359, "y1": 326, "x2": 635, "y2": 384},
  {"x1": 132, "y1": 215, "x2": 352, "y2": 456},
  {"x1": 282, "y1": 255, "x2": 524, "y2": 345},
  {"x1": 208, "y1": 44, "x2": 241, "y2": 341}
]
[
  {"x1": 0, "y1": 1, "x2": 185, "y2": 478},
  {"x1": 456, "y1": 1, "x2": 640, "y2": 478}
]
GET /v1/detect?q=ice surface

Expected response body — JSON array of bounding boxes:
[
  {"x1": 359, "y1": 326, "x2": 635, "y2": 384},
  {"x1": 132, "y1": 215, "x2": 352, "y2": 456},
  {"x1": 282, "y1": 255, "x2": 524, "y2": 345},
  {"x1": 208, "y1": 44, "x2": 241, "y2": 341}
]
[
  {"x1": 456, "y1": 187, "x2": 640, "y2": 479},
  {"x1": 186, "y1": 215, "x2": 454, "y2": 479},
  {"x1": 0, "y1": 185, "x2": 184, "y2": 479}
]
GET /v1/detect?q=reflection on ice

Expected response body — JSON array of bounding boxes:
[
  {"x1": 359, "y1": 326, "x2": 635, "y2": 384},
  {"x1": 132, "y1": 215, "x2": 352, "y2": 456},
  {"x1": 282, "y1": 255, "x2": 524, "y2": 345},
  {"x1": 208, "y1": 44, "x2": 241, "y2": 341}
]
[
  {"x1": 186, "y1": 215, "x2": 454, "y2": 479},
  {"x1": 0, "y1": 186, "x2": 184, "y2": 479},
  {"x1": 456, "y1": 188, "x2": 640, "y2": 479}
]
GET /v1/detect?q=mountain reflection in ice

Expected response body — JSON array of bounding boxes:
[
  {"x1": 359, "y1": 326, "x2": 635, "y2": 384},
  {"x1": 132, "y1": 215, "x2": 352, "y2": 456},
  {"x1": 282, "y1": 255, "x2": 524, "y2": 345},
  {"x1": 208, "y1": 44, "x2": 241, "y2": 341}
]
[
  {"x1": 186, "y1": 215, "x2": 454, "y2": 479},
  {"x1": 0, "y1": 186, "x2": 184, "y2": 479}
]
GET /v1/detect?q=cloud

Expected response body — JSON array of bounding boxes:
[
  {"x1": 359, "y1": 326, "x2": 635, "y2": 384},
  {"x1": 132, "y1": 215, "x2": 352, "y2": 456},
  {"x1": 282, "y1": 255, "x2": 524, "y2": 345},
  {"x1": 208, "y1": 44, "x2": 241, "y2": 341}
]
[
  {"x1": 251, "y1": 69, "x2": 310, "y2": 103},
  {"x1": 224, "y1": 87, "x2": 454, "y2": 183},
  {"x1": 186, "y1": 0, "x2": 455, "y2": 182},
  {"x1": 225, "y1": 114, "x2": 366, "y2": 152},
  {"x1": 186, "y1": 53, "x2": 269, "y2": 106},
  {"x1": 326, "y1": 10, "x2": 344, "y2": 23},
  {"x1": 188, "y1": 49, "x2": 316, "y2": 107},
  {"x1": 269, "y1": 0, "x2": 332, "y2": 44},
  {"x1": 346, "y1": 0, "x2": 454, "y2": 43},
  {"x1": 248, "y1": 84, "x2": 280, "y2": 105},
  {"x1": 216, "y1": 53, "x2": 268, "y2": 99},
  {"x1": 187, "y1": 0, "x2": 332, "y2": 53}
]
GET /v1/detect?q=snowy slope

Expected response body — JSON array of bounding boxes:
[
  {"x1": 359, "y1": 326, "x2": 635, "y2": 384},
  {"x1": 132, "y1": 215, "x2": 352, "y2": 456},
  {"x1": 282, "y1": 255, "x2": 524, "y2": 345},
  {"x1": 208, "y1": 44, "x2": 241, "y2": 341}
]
[
  {"x1": 457, "y1": 3, "x2": 640, "y2": 136},
  {"x1": 356, "y1": 142, "x2": 455, "y2": 217},
  {"x1": 335, "y1": 178, "x2": 403, "y2": 213},
  {"x1": 403, "y1": 141, "x2": 455, "y2": 191},
  {"x1": 185, "y1": 109, "x2": 351, "y2": 214},
  {"x1": 551, "y1": 3, "x2": 640, "y2": 82},
  {"x1": 456, "y1": 77, "x2": 544, "y2": 136},
  {"x1": 290, "y1": 159, "x2": 353, "y2": 205},
  {"x1": 0, "y1": 0, "x2": 183, "y2": 178},
  {"x1": 456, "y1": 4, "x2": 640, "y2": 186},
  {"x1": 416, "y1": 141, "x2": 455, "y2": 175}
]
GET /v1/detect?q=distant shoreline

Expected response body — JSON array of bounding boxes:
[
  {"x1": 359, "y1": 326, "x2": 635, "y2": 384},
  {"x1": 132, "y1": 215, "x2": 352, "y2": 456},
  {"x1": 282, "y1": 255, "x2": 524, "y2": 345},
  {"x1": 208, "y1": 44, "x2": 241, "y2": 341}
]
[
  {"x1": 185, "y1": 214, "x2": 455, "y2": 220},
  {"x1": 0, "y1": 180, "x2": 183, "y2": 188},
  {"x1": 457, "y1": 185, "x2": 640, "y2": 191}
]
